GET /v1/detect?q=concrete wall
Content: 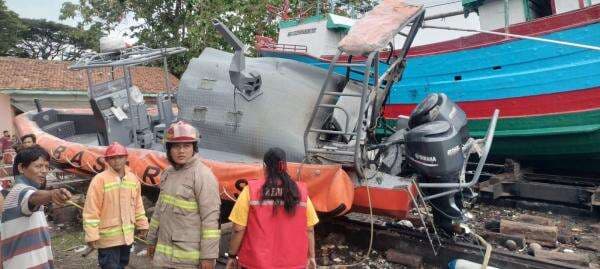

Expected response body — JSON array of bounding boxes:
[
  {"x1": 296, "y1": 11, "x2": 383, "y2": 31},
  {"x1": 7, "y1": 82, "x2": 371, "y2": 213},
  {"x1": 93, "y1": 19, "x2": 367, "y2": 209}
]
[
  {"x1": 278, "y1": 20, "x2": 344, "y2": 57},
  {"x1": 554, "y1": 0, "x2": 582, "y2": 13},
  {"x1": 0, "y1": 94, "x2": 16, "y2": 135},
  {"x1": 478, "y1": 0, "x2": 527, "y2": 30}
]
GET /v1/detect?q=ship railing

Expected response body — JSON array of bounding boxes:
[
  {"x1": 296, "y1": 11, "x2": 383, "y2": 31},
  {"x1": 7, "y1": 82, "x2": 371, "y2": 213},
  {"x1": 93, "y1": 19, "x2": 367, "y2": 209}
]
[{"x1": 260, "y1": 42, "x2": 308, "y2": 53}]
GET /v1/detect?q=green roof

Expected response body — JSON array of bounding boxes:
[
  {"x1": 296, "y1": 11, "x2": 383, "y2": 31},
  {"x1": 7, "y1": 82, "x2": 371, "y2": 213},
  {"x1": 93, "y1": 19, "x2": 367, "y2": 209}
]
[
  {"x1": 278, "y1": 13, "x2": 354, "y2": 32},
  {"x1": 326, "y1": 14, "x2": 354, "y2": 32},
  {"x1": 278, "y1": 14, "x2": 326, "y2": 29}
]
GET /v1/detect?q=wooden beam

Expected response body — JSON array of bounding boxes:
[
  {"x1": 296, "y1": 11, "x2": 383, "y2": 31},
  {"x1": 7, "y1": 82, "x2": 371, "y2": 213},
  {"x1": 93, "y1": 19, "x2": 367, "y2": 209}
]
[{"x1": 500, "y1": 220, "x2": 558, "y2": 247}]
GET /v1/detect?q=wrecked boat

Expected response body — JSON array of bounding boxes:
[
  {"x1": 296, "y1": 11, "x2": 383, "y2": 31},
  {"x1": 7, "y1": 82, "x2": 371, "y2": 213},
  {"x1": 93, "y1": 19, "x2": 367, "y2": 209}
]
[{"x1": 14, "y1": 0, "x2": 498, "y2": 235}]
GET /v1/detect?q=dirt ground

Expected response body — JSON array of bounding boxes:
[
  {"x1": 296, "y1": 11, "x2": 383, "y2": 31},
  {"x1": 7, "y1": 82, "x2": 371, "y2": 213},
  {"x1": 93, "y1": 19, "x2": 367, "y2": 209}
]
[
  {"x1": 50, "y1": 223, "x2": 229, "y2": 269},
  {"x1": 49, "y1": 202, "x2": 598, "y2": 269}
]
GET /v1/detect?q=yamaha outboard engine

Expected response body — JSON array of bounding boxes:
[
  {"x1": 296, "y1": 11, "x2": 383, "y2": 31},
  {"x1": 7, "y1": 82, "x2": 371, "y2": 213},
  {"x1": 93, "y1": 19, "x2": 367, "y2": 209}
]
[
  {"x1": 405, "y1": 93, "x2": 469, "y2": 233},
  {"x1": 408, "y1": 93, "x2": 468, "y2": 144}
]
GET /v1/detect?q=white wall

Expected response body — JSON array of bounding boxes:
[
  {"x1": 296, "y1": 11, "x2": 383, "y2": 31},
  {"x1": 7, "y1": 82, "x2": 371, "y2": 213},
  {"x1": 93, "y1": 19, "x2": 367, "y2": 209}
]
[
  {"x1": 478, "y1": 0, "x2": 527, "y2": 30},
  {"x1": 278, "y1": 20, "x2": 344, "y2": 56},
  {"x1": 554, "y1": 0, "x2": 582, "y2": 13},
  {"x1": 592, "y1": 0, "x2": 600, "y2": 5}
]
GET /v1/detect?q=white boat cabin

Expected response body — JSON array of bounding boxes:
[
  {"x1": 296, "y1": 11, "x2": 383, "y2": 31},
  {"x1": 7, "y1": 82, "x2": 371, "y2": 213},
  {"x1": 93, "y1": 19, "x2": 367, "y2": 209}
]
[{"x1": 269, "y1": 0, "x2": 597, "y2": 58}]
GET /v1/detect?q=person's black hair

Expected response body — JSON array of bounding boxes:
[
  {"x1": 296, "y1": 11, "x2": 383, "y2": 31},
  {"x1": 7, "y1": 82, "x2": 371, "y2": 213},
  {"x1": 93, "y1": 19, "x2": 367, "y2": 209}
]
[
  {"x1": 2, "y1": 130, "x2": 8, "y2": 134},
  {"x1": 261, "y1": 147, "x2": 299, "y2": 215},
  {"x1": 12, "y1": 145, "x2": 50, "y2": 177},
  {"x1": 20, "y1": 134, "x2": 36, "y2": 144},
  {"x1": 165, "y1": 142, "x2": 198, "y2": 166}
]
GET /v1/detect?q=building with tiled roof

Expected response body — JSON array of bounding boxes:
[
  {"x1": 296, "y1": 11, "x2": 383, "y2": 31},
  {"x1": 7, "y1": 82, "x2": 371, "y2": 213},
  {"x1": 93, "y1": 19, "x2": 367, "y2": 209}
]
[{"x1": 0, "y1": 56, "x2": 180, "y2": 135}]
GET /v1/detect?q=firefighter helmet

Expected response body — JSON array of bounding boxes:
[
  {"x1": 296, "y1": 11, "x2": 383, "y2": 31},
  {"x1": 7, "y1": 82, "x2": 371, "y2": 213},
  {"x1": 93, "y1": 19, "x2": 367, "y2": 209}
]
[
  {"x1": 165, "y1": 121, "x2": 199, "y2": 143},
  {"x1": 105, "y1": 142, "x2": 128, "y2": 157}
]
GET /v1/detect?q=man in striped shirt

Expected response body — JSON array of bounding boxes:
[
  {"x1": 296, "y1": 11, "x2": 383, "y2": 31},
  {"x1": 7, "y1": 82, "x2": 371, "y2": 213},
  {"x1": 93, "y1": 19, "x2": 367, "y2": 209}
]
[{"x1": 1, "y1": 146, "x2": 72, "y2": 269}]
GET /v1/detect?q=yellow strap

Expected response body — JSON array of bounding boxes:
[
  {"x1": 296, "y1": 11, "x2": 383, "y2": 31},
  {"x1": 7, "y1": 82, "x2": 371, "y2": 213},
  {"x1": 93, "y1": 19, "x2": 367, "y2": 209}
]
[
  {"x1": 160, "y1": 194, "x2": 198, "y2": 211},
  {"x1": 156, "y1": 243, "x2": 200, "y2": 261}
]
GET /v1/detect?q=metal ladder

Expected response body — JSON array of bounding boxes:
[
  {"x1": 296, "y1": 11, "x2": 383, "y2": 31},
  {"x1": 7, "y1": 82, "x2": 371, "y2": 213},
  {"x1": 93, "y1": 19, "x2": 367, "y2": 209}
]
[{"x1": 303, "y1": 50, "x2": 380, "y2": 176}]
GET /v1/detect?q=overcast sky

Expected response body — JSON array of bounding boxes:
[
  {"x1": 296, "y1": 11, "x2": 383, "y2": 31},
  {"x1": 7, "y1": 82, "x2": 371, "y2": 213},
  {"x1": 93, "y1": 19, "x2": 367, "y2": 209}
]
[{"x1": 5, "y1": 0, "x2": 480, "y2": 46}]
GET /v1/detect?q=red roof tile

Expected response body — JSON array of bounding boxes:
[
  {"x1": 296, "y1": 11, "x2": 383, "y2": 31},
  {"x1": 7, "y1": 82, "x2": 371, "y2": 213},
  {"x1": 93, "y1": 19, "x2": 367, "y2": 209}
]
[{"x1": 0, "y1": 57, "x2": 179, "y2": 94}]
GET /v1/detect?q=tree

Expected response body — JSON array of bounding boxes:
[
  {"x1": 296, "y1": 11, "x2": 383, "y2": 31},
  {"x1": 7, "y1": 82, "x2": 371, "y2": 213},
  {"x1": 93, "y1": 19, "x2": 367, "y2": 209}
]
[
  {"x1": 15, "y1": 19, "x2": 102, "y2": 61},
  {"x1": 0, "y1": 0, "x2": 26, "y2": 56},
  {"x1": 60, "y1": 0, "x2": 376, "y2": 76}
]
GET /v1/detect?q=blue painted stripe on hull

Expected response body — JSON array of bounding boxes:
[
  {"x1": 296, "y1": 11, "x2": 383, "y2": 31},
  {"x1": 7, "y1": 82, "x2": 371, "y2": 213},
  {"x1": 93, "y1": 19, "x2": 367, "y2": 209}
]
[{"x1": 265, "y1": 22, "x2": 600, "y2": 104}]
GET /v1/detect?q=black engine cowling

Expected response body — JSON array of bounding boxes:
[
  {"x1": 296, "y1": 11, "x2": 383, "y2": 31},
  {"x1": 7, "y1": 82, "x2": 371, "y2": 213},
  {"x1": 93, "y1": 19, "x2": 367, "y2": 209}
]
[
  {"x1": 405, "y1": 121, "x2": 463, "y2": 179},
  {"x1": 404, "y1": 93, "x2": 470, "y2": 233}
]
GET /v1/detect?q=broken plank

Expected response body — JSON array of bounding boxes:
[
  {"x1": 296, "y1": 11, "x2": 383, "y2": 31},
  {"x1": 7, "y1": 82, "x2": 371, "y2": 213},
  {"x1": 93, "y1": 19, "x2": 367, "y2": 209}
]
[
  {"x1": 517, "y1": 214, "x2": 554, "y2": 226},
  {"x1": 500, "y1": 220, "x2": 557, "y2": 247}
]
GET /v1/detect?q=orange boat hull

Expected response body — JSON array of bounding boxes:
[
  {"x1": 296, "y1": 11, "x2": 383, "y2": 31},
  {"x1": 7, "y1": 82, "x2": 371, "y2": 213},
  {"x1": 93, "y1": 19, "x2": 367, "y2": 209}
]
[
  {"x1": 14, "y1": 110, "x2": 354, "y2": 216},
  {"x1": 15, "y1": 109, "x2": 418, "y2": 219}
]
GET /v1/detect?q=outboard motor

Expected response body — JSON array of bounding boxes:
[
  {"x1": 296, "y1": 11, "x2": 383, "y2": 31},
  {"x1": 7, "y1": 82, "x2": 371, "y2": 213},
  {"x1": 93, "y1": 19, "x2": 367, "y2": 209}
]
[
  {"x1": 408, "y1": 93, "x2": 468, "y2": 144},
  {"x1": 405, "y1": 93, "x2": 470, "y2": 233}
]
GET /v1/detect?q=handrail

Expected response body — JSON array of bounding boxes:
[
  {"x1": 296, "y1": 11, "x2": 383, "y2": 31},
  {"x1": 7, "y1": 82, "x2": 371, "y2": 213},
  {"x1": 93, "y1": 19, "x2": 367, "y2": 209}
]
[{"x1": 259, "y1": 42, "x2": 308, "y2": 53}]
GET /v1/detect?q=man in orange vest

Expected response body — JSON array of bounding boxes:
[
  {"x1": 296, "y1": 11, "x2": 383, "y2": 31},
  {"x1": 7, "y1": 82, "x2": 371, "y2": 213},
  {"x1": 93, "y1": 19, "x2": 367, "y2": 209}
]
[{"x1": 83, "y1": 142, "x2": 149, "y2": 269}]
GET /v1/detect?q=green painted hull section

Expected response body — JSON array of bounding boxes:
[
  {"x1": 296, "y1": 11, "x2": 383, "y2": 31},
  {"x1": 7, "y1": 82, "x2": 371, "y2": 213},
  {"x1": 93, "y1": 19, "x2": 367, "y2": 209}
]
[{"x1": 382, "y1": 109, "x2": 600, "y2": 173}]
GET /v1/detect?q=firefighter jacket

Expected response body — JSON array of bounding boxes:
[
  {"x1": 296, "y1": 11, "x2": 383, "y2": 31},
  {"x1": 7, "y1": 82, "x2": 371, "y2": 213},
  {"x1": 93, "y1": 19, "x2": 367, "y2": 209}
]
[
  {"x1": 82, "y1": 166, "x2": 149, "y2": 249},
  {"x1": 147, "y1": 155, "x2": 221, "y2": 268}
]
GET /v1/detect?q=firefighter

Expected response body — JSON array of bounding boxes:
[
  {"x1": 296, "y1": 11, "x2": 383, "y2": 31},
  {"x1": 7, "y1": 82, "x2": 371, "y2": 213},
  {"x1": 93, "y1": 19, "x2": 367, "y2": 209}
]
[
  {"x1": 147, "y1": 121, "x2": 221, "y2": 269},
  {"x1": 83, "y1": 142, "x2": 149, "y2": 269},
  {"x1": 225, "y1": 147, "x2": 318, "y2": 269}
]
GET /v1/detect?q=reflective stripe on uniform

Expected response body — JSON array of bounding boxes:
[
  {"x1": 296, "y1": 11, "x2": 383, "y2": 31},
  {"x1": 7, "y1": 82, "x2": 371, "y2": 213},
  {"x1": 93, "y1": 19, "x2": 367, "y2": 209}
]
[
  {"x1": 160, "y1": 194, "x2": 198, "y2": 211},
  {"x1": 83, "y1": 219, "x2": 100, "y2": 228},
  {"x1": 156, "y1": 243, "x2": 200, "y2": 261},
  {"x1": 150, "y1": 218, "x2": 159, "y2": 229},
  {"x1": 103, "y1": 182, "x2": 120, "y2": 192},
  {"x1": 121, "y1": 181, "x2": 137, "y2": 189},
  {"x1": 202, "y1": 229, "x2": 220, "y2": 239},
  {"x1": 103, "y1": 181, "x2": 137, "y2": 192},
  {"x1": 99, "y1": 224, "x2": 135, "y2": 238},
  {"x1": 135, "y1": 212, "x2": 147, "y2": 220}
]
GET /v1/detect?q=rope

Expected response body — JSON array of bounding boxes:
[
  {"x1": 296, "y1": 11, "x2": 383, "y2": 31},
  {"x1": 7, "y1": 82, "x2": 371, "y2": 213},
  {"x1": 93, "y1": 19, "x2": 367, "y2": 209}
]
[
  {"x1": 470, "y1": 232, "x2": 492, "y2": 269},
  {"x1": 295, "y1": 154, "x2": 375, "y2": 268},
  {"x1": 327, "y1": 182, "x2": 374, "y2": 269},
  {"x1": 421, "y1": 24, "x2": 600, "y2": 51}
]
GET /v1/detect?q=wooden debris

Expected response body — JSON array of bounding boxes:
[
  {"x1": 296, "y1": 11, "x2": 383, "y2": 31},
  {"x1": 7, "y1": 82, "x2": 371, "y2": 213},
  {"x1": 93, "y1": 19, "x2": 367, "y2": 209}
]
[
  {"x1": 482, "y1": 231, "x2": 526, "y2": 249},
  {"x1": 500, "y1": 220, "x2": 557, "y2": 247},
  {"x1": 385, "y1": 249, "x2": 423, "y2": 269},
  {"x1": 590, "y1": 223, "x2": 600, "y2": 233},
  {"x1": 576, "y1": 235, "x2": 600, "y2": 251},
  {"x1": 517, "y1": 214, "x2": 554, "y2": 226},
  {"x1": 557, "y1": 230, "x2": 574, "y2": 244},
  {"x1": 533, "y1": 249, "x2": 589, "y2": 267}
]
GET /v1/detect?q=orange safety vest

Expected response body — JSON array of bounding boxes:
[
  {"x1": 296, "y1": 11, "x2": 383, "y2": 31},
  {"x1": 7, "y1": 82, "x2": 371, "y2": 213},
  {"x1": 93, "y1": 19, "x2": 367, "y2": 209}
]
[{"x1": 238, "y1": 179, "x2": 309, "y2": 269}]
